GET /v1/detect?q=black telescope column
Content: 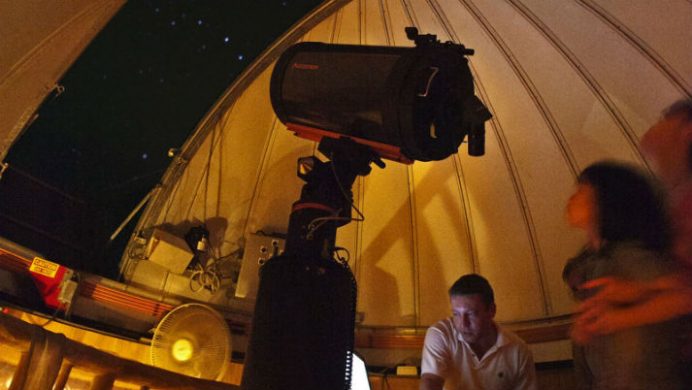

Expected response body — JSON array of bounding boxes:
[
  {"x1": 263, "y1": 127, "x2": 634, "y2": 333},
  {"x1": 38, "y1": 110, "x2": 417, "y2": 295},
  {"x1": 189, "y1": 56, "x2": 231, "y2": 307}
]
[{"x1": 241, "y1": 138, "x2": 380, "y2": 390}]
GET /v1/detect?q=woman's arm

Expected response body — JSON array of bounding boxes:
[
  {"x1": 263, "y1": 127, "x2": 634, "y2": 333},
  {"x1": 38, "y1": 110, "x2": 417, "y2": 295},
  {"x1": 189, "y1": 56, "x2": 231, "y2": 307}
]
[
  {"x1": 578, "y1": 274, "x2": 683, "y2": 305},
  {"x1": 572, "y1": 276, "x2": 692, "y2": 344}
]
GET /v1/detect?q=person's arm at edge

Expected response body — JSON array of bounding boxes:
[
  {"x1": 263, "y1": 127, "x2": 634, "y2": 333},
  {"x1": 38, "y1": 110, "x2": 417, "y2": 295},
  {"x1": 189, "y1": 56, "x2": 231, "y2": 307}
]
[
  {"x1": 579, "y1": 274, "x2": 684, "y2": 306},
  {"x1": 572, "y1": 282, "x2": 692, "y2": 343},
  {"x1": 420, "y1": 373, "x2": 444, "y2": 390}
]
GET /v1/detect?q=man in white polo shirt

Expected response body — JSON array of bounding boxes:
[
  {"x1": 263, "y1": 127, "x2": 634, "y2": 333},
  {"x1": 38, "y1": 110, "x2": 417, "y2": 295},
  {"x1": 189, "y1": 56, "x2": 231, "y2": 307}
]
[{"x1": 420, "y1": 274, "x2": 537, "y2": 390}]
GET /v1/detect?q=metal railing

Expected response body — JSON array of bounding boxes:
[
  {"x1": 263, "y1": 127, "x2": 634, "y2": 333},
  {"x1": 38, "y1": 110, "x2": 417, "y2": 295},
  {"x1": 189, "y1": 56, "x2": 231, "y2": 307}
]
[{"x1": 0, "y1": 313, "x2": 238, "y2": 390}]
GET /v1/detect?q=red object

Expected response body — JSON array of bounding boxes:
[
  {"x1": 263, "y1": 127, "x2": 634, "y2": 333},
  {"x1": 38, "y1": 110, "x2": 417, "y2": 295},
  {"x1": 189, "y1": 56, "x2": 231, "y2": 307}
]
[
  {"x1": 27, "y1": 257, "x2": 71, "y2": 310},
  {"x1": 0, "y1": 248, "x2": 69, "y2": 310},
  {"x1": 287, "y1": 123, "x2": 414, "y2": 164},
  {"x1": 292, "y1": 202, "x2": 337, "y2": 213},
  {"x1": 80, "y1": 280, "x2": 173, "y2": 319}
]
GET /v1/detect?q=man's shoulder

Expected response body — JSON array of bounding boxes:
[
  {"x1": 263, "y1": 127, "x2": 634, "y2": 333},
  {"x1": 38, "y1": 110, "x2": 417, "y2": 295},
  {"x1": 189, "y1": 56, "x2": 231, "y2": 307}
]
[
  {"x1": 429, "y1": 317, "x2": 454, "y2": 332},
  {"x1": 496, "y1": 325, "x2": 531, "y2": 353},
  {"x1": 426, "y1": 318, "x2": 455, "y2": 338},
  {"x1": 425, "y1": 318, "x2": 457, "y2": 344}
]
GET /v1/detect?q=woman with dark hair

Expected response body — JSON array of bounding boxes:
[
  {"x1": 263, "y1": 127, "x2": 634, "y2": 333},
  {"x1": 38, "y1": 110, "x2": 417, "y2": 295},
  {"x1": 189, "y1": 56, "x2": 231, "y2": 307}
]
[{"x1": 562, "y1": 161, "x2": 683, "y2": 389}]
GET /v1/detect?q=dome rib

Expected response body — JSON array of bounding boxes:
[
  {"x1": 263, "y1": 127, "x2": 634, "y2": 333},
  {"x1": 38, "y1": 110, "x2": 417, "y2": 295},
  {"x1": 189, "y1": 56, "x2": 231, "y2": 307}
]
[
  {"x1": 454, "y1": 0, "x2": 554, "y2": 315},
  {"x1": 119, "y1": 0, "x2": 692, "y2": 329},
  {"x1": 378, "y1": 0, "x2": 396, "y2": 45},
  {"x1": 451, "y1": 156, "x2": 478, "y2": 273},
  {"x1": 577, "y1": 0, "x2": 691, "y2": 97},
  {"x1": 408, "y1": 165, "x2": 422, "y2": 326},
  {"x1": 241, "y1": 116, "x2": 283, "y2": 237},
  {"x1": 505, "y1": 0, "x2": 646, "y2": 170},
  {"x1": 399, "y1": 0, "x2": 421, "y2": 28},
  {"x1": 476, "y1": 85, "x2": 552, "y2": 315},
  {"x1": 461, "y1": 0, "x2": 579, "y2": 177}
]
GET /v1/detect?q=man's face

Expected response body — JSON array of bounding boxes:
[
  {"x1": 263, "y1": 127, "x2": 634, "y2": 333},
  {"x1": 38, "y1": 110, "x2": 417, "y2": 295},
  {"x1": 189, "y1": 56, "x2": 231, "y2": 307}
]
[
  {"x1": 450, "y1": 294, "x2": 496, "y2": 345},
  {"x1": 641, "y1": 114, "x2": 692, "y2": 187}
]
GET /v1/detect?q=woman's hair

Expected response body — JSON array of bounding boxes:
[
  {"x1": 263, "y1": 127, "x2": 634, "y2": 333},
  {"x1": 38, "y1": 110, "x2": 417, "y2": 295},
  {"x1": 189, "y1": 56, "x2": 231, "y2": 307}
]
[
  {"x1": 663, "y1": 98, "x2": 692, "y2": 123},
  {"x1": 578, "y1": 161, "x2": 671, "y2": 251}
]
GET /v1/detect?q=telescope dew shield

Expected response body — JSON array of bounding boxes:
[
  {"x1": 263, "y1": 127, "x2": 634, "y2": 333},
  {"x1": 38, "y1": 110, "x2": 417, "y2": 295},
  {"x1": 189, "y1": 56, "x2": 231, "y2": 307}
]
[{"x1": 270, "y1": 41, "x2": 483, "y2": 162}]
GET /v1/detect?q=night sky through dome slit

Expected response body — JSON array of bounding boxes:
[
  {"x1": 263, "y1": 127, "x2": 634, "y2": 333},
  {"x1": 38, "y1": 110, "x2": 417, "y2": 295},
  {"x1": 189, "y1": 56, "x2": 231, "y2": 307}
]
[{"x1": 2, "y1": 1, "x2": 323, "y2": 278}]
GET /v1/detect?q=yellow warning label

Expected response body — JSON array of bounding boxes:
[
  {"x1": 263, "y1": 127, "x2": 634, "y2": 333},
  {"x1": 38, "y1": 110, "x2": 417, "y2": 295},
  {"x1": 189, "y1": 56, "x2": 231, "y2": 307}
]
[{"x1": 30, "y1": 257, "x2": 59, "y2": 278}]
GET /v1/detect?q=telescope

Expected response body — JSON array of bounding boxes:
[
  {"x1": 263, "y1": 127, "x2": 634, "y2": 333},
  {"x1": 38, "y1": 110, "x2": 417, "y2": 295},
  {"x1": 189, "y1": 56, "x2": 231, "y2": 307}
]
[
  {"x1": 270, "y1": 27, "x2": 492, "y2": 162},
  {"x1": 242, "y1": 29, "x2": 491, "y2": 390}
]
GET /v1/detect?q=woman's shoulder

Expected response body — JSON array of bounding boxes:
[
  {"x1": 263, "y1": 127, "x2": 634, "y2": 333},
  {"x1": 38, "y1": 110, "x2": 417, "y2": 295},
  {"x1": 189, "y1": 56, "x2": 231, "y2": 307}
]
[
  {"x1": 563, "y1": 247, "x2": 600, "y2": 296},
  {"x1": 603, "y1": 241, "x2": 675, "y2": 280},
  {"x1": 564, "y1": 247, "x2": 598, "y2": 277},
  {"x1": 605, "y1": 241, "x2": 663, "y2": 260}
]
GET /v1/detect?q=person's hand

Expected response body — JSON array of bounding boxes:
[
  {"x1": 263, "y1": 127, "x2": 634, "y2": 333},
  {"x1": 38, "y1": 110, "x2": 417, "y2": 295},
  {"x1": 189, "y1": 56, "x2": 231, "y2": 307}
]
[
  {"x1": 578, "y1": 277, "x2": 650, "y2": 306},
  {"x1": 571, "y1": 276, "x2": 676, "y2": 344},
  {"x1": 570, "y1": 312, "x2": 596, "y2": 345},
  {"x1": 570, "y1": 302, "x2": 634, "y2": 345},
  {"x1": 570, "y1": 277, "x2": 648, "y2": 345}
]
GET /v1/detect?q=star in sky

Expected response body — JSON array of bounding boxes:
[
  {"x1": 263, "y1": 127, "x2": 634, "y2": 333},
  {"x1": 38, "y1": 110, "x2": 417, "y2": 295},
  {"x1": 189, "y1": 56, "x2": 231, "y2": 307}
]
[{"x1": 4, "y1": 0, "x2": 325, "y2": 277}]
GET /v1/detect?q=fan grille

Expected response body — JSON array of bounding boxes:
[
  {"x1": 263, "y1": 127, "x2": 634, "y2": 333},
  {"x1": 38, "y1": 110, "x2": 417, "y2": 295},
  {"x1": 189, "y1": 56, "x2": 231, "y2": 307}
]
[{"x1": 150, "y1": 303, "x2": 231, "y2": 380}]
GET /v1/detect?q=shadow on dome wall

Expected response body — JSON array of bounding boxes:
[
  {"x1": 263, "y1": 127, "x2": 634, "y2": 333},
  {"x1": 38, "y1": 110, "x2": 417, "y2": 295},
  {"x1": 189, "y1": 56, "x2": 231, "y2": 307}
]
[{"x1": 242, "y1": 28, "x2": 491, "y2": 390}]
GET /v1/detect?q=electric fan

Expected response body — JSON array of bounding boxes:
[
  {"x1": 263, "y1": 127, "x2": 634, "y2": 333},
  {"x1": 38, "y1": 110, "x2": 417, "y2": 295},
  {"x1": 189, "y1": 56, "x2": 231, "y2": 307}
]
[{"x1": 150, "y1": 303, "x2": 231, "y2": 381}]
